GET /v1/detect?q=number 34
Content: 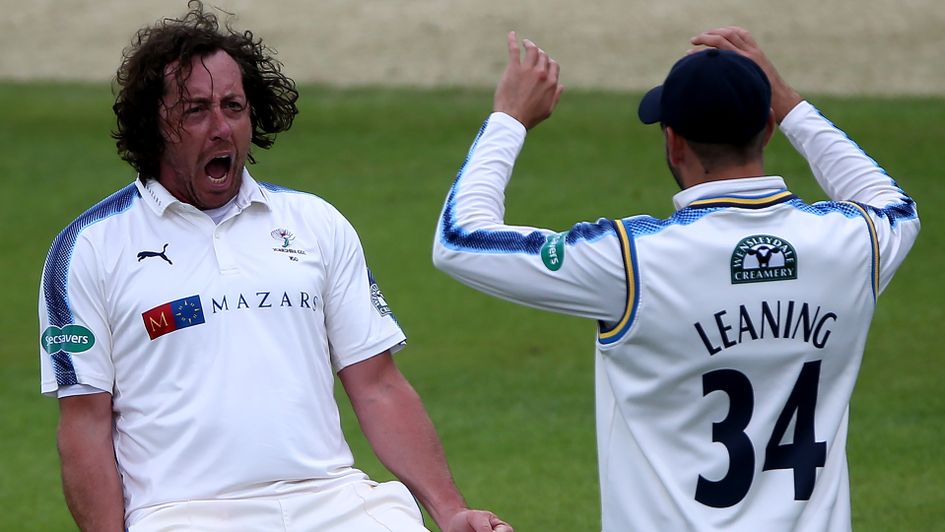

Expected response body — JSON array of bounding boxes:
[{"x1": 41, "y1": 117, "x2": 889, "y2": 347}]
[{"x1": 695, "y1": 360, "x2": 827, "y2": 508}]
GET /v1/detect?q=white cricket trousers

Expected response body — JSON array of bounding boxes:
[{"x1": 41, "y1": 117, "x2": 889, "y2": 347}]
[{"x1": 128, "y1": 480, "x2": 429, "y2": 532}]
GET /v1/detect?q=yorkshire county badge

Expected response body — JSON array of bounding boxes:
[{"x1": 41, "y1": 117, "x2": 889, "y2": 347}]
[
  {"x1": 270, "y1": 228, "x2": 307, "y2": 261},
  {"x1": 730, "y1": 234, "x2": 798, "y2": 284},
  {"x1": 367, "y1": 267, "x2": 392, "y2": 317},
  {"x1": 271, "y1": 228, "x2": 295, "y2": 248}
]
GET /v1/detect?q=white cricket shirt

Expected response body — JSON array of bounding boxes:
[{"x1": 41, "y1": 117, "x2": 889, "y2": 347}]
[
  {"x1": 433, "y1": 103, "x2": 919, "y2": 531},
  {"x1": 39, "y1": 171, "x2": 406, "y2": 524}
]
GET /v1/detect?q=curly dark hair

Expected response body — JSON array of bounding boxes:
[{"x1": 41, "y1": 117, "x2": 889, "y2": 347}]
[{"x1": 112, "y1": 0, "x2": 299, "y2": 179}]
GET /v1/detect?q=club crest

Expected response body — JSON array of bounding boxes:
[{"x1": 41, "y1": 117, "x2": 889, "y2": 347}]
[
  {"x1": 271, "y1": 228, "x2": 295, "y2": 248},
  {"x1": 367, "y1": 267, "x2": 392, "y2": 316}
]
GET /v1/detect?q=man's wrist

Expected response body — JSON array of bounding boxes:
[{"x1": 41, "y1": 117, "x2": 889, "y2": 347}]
[
  {"x1": 489, "y1": 111, "x2": 528, "y2": 134},
  {"x1": 772, "y1": 86, "x2": 803, "y2": 123}
]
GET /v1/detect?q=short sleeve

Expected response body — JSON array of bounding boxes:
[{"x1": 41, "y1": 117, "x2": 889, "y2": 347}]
[
  {"x1": 39, "y1": 232, "x2": 115, "y2": 396},
  {"x1": 322, "y1": 209, "x2": 406, "y2": 372}
]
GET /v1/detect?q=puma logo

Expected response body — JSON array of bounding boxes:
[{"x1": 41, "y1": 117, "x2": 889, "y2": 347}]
[{"x1": 137, "y1": 243, "x2": 173, "y2": 265}]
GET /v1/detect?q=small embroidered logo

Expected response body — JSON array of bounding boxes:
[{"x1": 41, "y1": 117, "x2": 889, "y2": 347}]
[
  {"x1": 271, "y1": 228, "x2": 295, "y2": 248},
  {"x1": 367, "y1": 268, "x2": 392, "y2": 317},
  {"x1": 137, "y1": 243, "x2": 173, "y2": 265}
]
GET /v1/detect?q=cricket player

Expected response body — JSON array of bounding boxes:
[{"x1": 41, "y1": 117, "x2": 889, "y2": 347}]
[
  {"x1": 38, "y1": 3, "x2": 511, "y2": 531},
  {"x1": 432, "y1": 27, "x2": 919, "y2": 531}
]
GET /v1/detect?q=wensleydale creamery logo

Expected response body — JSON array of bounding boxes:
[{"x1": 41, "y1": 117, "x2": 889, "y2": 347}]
[
  {"x1": 42, "y1": 324, "x2": 95, "y2": 354},
  {"x1": 731, "y1": 234, "x2": 797, "y2": 284}
]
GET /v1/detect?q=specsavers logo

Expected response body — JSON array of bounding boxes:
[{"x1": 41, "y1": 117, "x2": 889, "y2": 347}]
[
  {"x1": 42, "y1": 324, "x2": 95, "y2": 354},
  {"x1": 540, "y1": 232, "x2": 566, "y2": 271},
  {"x1": 731, "y1": 234, "x2": 798, "y2": 284}
]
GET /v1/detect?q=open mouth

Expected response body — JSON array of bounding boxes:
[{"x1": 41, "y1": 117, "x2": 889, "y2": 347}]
[{"x1": 205, "y1": 155, "x2": 232, "y2": 182}]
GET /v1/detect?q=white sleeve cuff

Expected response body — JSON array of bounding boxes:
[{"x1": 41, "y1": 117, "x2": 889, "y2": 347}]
[
  {"x1": 778, "y1": 100, "x2": 816, "y2": 135},
  {"x1": 490, "y1": 112, "x2": 528, "y2": 135},
  {"x1": 57, "y1": 383, "x2": 110, "y2": 399}
]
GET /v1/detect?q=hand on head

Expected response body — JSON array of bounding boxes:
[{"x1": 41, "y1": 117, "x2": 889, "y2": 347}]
[
  {"x1": 493, "y1": 32, "x2": 564, "y2": 129},
  {"x1": 689, "y1": 26, "x2": 802, "y2": 122}
]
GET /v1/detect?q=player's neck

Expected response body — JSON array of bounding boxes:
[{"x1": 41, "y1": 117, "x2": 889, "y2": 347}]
[{"x1": 682, "y1": 161, "x2": 766, "y2": 189}]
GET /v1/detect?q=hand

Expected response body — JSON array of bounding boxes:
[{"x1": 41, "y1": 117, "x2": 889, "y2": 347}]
[
  {"x1": 689, "y1": 26, "x2": 803, "y2": 123},
  {"x1": 493, "y1": 31, "x2": 564, "y2": 129},
  {"x1": 445, "y1": 509, "x2": 514, "y2": 532}
]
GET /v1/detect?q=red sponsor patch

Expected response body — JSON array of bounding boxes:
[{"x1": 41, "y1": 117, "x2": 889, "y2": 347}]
[
  {"x1": 142, "y1": 303, "x2": 176, "y2": 340},
  {"x1": 141, "y1": 296, "x2": 206, "y2": 340}
]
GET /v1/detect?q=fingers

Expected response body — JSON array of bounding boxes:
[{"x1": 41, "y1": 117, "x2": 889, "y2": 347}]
[
  {"x1": 535, "y1": 45, "x2": 549, "y2": 72},
  {"x1": 722, "y1": 26, "x2": 756, "y2": 50},
  {"x1": 493, "y1": 32, "x2": 562, "y2": 129},
  {"x1": 467, "y1": 511, "x2": 497, "y2": 532},
  {"x1": 690, "y1": 31, "x2": 737, "y2": 52},
  {"x1": 523, "y1": 39, "x2": 554, "y2": 84},
  {"x1": 549, "y1": 58, "x2": 560, "y2": 81},
  {"x1": 522, "y1": 38, "x2": 540, "y2": 67},
  {"x1": 691, "y1": 25, "x2": 773, "y2": 74},
  {"x1": 490, "y1": 515, "x2": 514, "y2": 532},
  {"x1": 450, "y1": 509, "x2": 513, "y2": 532},
  {"x1": 506, "y1": 31, "x2": 520, "y2": 65},
  {"x1": 552, "y1": 81, "x2": 565, "y2": 109},
  {"x1": 507, "y1": 33, "x2": 553, "y2": 74},
  {"x1": 690, "y1": 26, "x2": 756, "y2": 56}
]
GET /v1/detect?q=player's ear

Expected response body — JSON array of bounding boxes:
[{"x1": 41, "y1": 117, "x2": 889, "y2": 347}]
[
  {"x1": 665, "y1": 126, "x2": 687, "y2": 167},
  {"x1": 762, "y1": 109, "x2": 776, "y2": 147}
]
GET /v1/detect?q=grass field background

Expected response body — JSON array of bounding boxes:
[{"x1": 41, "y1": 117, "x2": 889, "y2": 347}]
[{"x1": 0, "y1": 83, "x2": 941, "y2": 530}]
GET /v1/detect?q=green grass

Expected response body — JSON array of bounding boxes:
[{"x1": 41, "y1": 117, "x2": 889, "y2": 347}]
[{"x1": 0, "y1": 83, "x2": 941, "y2": 530}]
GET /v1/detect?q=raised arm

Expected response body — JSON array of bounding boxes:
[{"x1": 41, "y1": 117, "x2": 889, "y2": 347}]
[{"x1": 433, "y1": 33, "x2": 627, "y2": 324}]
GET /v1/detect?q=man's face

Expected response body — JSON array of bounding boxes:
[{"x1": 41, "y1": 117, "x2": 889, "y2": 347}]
[{"x1": 158, "y1": 50, "x2": 251, "y2": 210}]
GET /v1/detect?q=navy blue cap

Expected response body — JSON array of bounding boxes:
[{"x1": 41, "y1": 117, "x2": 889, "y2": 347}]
[{"x1": 638, "y1": 49, "x2": 771, "y2": 144}]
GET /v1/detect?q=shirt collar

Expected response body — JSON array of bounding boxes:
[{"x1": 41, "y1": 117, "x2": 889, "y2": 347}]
[
  {"x1": 672, "y1": 176, "x2": 790, "y2": 211},
  {"x1": 135, "y1": 168, "x2": 271, "y2": 217}
]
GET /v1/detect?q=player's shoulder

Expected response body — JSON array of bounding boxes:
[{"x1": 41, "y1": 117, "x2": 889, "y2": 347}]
[
  {"x1": 784, "y1": 197, "x2": 874, "y2": 220},
  {"x1": 257, "y1": 180, "x2": 336, "y2": 212},
  {"x1": 617, "y1": 195, "x2": 864, "y2": 240},
  {"x1": 616, "y1": 209, "x2": 718, "y2": 239},
  {"x1": 47, "y1": 182, "x2": 142, "y2": 257},
  {"x1": 256, "y1": 180, "x2": 355, "y2": 232}
]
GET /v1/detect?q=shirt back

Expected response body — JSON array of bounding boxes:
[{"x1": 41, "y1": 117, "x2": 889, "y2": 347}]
[{"x1": 597, "y1": 196, "x2": 877, "y2": 531}]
